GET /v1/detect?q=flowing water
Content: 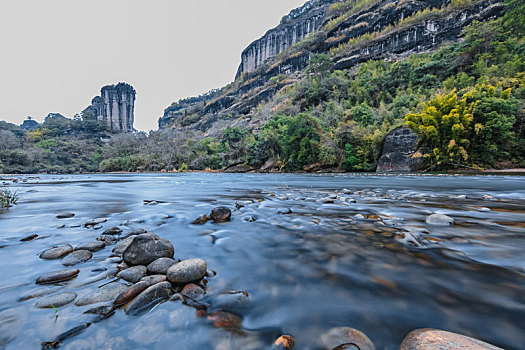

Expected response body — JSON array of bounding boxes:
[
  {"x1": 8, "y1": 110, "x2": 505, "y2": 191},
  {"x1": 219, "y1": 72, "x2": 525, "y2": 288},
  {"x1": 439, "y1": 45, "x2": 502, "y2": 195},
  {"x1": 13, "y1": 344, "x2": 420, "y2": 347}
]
[{"x1": 0, "y1": 173, "x2": 524, "y2": 349}]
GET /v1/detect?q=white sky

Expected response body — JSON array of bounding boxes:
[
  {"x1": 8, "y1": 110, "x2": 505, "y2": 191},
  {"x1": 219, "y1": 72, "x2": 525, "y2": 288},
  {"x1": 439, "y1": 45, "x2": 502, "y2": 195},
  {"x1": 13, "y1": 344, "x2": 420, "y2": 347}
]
[{"x1": 0, "y1": 0, "x2": 305, "y2": 131}]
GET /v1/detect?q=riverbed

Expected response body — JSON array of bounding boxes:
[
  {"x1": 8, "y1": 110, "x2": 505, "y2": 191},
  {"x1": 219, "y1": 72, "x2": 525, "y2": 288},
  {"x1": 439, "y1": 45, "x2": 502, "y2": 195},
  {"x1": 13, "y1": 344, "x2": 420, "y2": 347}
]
[{"x1": 0, "y1": 173, "x2": 524, "y2": 349}]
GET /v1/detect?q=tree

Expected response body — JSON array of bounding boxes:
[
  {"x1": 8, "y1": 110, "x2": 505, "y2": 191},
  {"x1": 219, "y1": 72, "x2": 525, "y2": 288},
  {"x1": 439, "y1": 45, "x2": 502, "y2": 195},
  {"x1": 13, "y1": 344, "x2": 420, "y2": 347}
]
[
  {"x1": 503, "y1": 0, "x2": 525, "y2": 41},
  {"x1": 405, "y1": 90, "x2": 473, "y2": 167}
]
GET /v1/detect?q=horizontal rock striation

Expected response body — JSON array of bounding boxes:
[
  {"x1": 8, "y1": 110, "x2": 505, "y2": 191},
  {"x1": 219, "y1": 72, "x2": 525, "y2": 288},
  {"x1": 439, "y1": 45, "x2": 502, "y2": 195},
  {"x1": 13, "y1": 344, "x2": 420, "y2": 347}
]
[{"x1": 158, "y1": 0, "x2": 503, "y2": 137}]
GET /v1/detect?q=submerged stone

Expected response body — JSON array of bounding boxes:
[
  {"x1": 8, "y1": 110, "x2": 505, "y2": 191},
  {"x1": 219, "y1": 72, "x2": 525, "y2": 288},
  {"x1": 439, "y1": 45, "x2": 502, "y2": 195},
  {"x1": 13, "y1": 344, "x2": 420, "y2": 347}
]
[
  {"x1": 35, "y1": 292, "x2": 77, "y2": 308},
  {"x1": 426, "y1": 213, "x2": 454, "y2": 226},
  {"x1": 400, "y1": 329, "x2": 503, "y2": 350},
  {"x1": 36, "y1": 269, "x2": 79, "y2": 284},
  {"x1": 321, "y1": 327, "x2": 375, "y2": 350},
  {"x1": 117, "y1": 266, "x2": 147, "y2": 283},
  {"x1": 61, "y1": 250, "x2": 92, "y2": 266},
  {"x1": 210, "y1": 207, "x2": 231, "y2": 223},
  {"x1": 39, "y1": 244, "x2": 73, "y2": 260},
  {"x1": 124, "y1": 281, "x2": 172, "y2": 315}
]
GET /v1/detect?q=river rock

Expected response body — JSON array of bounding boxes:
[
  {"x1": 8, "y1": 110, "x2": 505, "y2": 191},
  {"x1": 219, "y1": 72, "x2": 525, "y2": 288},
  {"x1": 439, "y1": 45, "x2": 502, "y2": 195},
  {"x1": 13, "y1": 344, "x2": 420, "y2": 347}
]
[
  {"x1": 35, "y1": 292, "x2": 77, "y2": 308},
  {"x1": 103, "y1": 227, "x2": 122, "y2": 235},
  {"x1": 75, "y1": 283, "x2": 128, "y2": 306},
  {"x1": 191, "y1": 214, "x2": 209, "y2": 225},
  {"x1": 124, "y1": 281, "x2": 173, "y2": 315},
  {"x1": 114, "y1": 276, "x2": 168, "y2": 306},
  {"x1": 39, "y1": 244, "x2": 73, "y2": 260},
  {"x1": 277, "y1": 207, "x2": 292, "y2": 214},
  {"x1": 207, "y1": 311, "x2": 242, "y2": 330},
  {"x1": 120, "y1": 228, "x2": 147, "y2": 240},
  {"x1": 20, "y1": 234, "x2": 38, "y2": 242},
  {"x1": 181, "y1": 284, "x2": 205, "y2": 299},
  {"x1": 147, "y1": 258, "x2": 177, "y2": 275},
  {"x1": 210, "y1": 207, "x2": 231, "y2": 223},
  {"x1": 273, "y1": 335, "x2": 295, "y2": 349},
  {"x1": 140, "y1": 275, "x2": 167, "y2": 285},
  {"x1": 83, "y1": 304, "x2": 114, "y2": 316},
  {"x1": 85, "y1": 218, "x2": 107, "y2": 227},
  {"x1": 112, "y1": 236, "x2": 134, "y2": 254},
  {"x1": 114, "y1": 282, "x2": 149, "y2": 307},
  {"x1": 36, "y1": 269, "x2": 79, "y2": 284},
  {"x1": 321, "y1": 327, "x2": 375, "y2": 350},
  {"x1": 117, "y1": 266, "x2": 147, "y2": 283},
  {"x1": 97, "y1": 235, "x2": 118, "y2": 246},
  {"x1": 167, "y1": 258, "x2": 207, "y2": 284},
  {"x1": 75, "y1": 241, "x2": 106, "y2": 252},
  {"x1": 61, "y1": 250, "x2": 92, "y2": 266},
  {"x1": 122, "y1": 233, "x2": 174, "y2": 266},
  {"x1": 426, "y1": 213, "x2": 454, "y2": 226},
  {"x1": 56, "y1": 212, "x2": 75, "y2": 219},
  {"x1": 400, "y1": 329, "x2": 503, "y2": 350}
]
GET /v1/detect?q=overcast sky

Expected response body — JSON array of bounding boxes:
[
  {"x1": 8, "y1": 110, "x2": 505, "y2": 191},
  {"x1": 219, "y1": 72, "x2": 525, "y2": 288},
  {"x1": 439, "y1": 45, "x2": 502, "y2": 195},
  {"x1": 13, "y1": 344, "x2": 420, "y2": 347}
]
[{"x1": 0, "y1": 0, "x2": 305, "y2": 131}]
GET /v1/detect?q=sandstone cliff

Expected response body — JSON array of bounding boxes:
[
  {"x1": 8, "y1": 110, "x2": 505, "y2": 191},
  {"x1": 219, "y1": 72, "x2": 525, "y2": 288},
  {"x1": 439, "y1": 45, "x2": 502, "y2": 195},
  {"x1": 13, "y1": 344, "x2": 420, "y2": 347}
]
[{"x1": 85, "y1": 83, "x2": 136, "y2": 133}]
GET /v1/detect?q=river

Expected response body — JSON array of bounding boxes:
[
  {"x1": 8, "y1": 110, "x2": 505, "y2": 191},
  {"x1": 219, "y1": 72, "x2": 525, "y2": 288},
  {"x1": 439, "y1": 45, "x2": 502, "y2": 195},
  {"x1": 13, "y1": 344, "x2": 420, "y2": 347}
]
[{"x1": 0, "y1": 173, "x2": 524, "y2": 349}]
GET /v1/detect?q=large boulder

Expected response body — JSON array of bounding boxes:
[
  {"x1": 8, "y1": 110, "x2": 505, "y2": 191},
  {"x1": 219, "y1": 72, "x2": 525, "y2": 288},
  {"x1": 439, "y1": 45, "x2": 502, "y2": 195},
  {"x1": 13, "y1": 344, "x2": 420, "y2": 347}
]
[
  {"x1": 122, "y1": 233, "x2": 174, "y2": 266},
  {"x1": 376, "y1": 127, "x2": 426, "y2": 172}
]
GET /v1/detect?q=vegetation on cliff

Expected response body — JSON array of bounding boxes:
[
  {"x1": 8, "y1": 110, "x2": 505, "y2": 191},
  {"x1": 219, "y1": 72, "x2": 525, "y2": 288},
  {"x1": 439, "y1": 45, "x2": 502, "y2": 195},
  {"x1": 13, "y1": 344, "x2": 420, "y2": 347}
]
[{"x1": 0, "y1": 0, "x2": 523, "y2": 173}]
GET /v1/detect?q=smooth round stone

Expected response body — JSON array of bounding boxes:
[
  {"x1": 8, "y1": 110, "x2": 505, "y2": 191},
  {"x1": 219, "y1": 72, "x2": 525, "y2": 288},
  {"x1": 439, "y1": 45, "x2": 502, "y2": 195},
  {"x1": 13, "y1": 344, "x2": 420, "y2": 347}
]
[
  {"x1": 39, "y1": 244, "x2": 73, "y2": 260},
  {"x1": 191, "y1": 215, "x2": 208, "y2": 225},
  {"x1": 207, "y1": 311, "x2": 242, "y2": 330},
  {"x1": 400, "y1": 329, "x2": 503, "y2": 350},
  {"x1": 321, "y1": 327, "x2": 375, "y2": 350},
  {"x1": 273, "y1": 335, "x2": 295, "y2": 349},
  {"x1": 114, "y1": 282, "x2": 150, "y2": 306},
  {"x1": 147, "y1": 258, "x2": 177, "y2": 275},
  {"x1": 167, "y1": 259, "x2": 207, "y2": 284},
  {"x1": 140, "y1": 275, "x2": 167, "y2": 284},
  {"x1": 97, "y1": 235, "x2": 118, "y2": 246},
  {"x1": 117, "y1": 266, "x2": 147, "y2": 283},
  {"x1": 84, "y1": 218, "x2": 107, "y2": 226},
  {"x1": 35, "y1": 292, "x2": 77, "y2": 308},
  {"x1": 103, "y1": 227, "x2": 122, "y2": 235},
  {"x1": 75, "y1": 283, "x2": 128, "y2": 306},
  {"x1": 36, "y1": 269, "x2": 79, "y2": 284},
  {"x1": 83, "y1": 304, "x2": 114, "y2": 316},
  {"x1": 75, "y1": 241, "x2": 106, "y2": 252},
  {"x1": 426, "y1": 213, "x2": 454, "y2": 226},
  {"x1": 20, "y1": 234, "x2": 38, "y2": 242},
  {"x1": 181, "y1": 284, "x2": 205, "y2": 299},
  {"x1": 210, "y1": 207, "x2": 231, "y2": 223},
  {"x1": 56, "y1": 212, "x2": 75, "y2": 219},
  {"x1": 122, "y1": 233, "x2": 174, "y2": 266},
  {"x1": 113, "y1": 236, "x2": 134, "y2": 255},
  {"x1": 277, "y1": 207, "x2": 292, "y2": 214},
  {"x1": 61, "y1": 250, "x2": 92, "y2": 266},
  {"x1": 120, "y1": 228, "x2": 147, "y2": 240},
  {"x1": 124, "y1": 281, "x2": 173, "y2": 315}
]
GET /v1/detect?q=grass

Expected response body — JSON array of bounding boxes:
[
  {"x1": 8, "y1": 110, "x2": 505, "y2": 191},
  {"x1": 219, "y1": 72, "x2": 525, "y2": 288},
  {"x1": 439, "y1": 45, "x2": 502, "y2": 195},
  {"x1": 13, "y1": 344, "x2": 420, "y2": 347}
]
[{"x1": 0, "y1": 187, "x2": 19, "y2": 208}]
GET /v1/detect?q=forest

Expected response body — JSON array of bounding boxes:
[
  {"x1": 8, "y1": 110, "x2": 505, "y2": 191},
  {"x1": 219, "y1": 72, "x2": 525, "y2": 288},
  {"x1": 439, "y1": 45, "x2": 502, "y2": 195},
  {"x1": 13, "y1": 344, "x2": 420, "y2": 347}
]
[{"x1": 0, "y1": 0, "x2": 523, "y2": 174}]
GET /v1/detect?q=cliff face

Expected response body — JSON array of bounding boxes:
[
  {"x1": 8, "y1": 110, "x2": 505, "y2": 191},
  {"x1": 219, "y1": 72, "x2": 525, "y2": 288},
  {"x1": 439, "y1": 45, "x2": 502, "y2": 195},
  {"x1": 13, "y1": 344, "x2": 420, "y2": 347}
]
[
  {"x1": 86, "y1": 83, "x2": 136, "y2": 133},
  {"x1": 236, "y1": 0, "x2": 338, "y2": 78},
  {"x1": 159, "y1": 0, "x2": 503, "y2": 135}
]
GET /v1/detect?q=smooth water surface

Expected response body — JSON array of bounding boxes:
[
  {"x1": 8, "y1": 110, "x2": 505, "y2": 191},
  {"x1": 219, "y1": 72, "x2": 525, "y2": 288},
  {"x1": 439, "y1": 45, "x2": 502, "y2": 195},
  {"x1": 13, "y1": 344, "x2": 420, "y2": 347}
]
[{"x1": 0, "y1": 173, "x2": 524, "y2": 349}]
